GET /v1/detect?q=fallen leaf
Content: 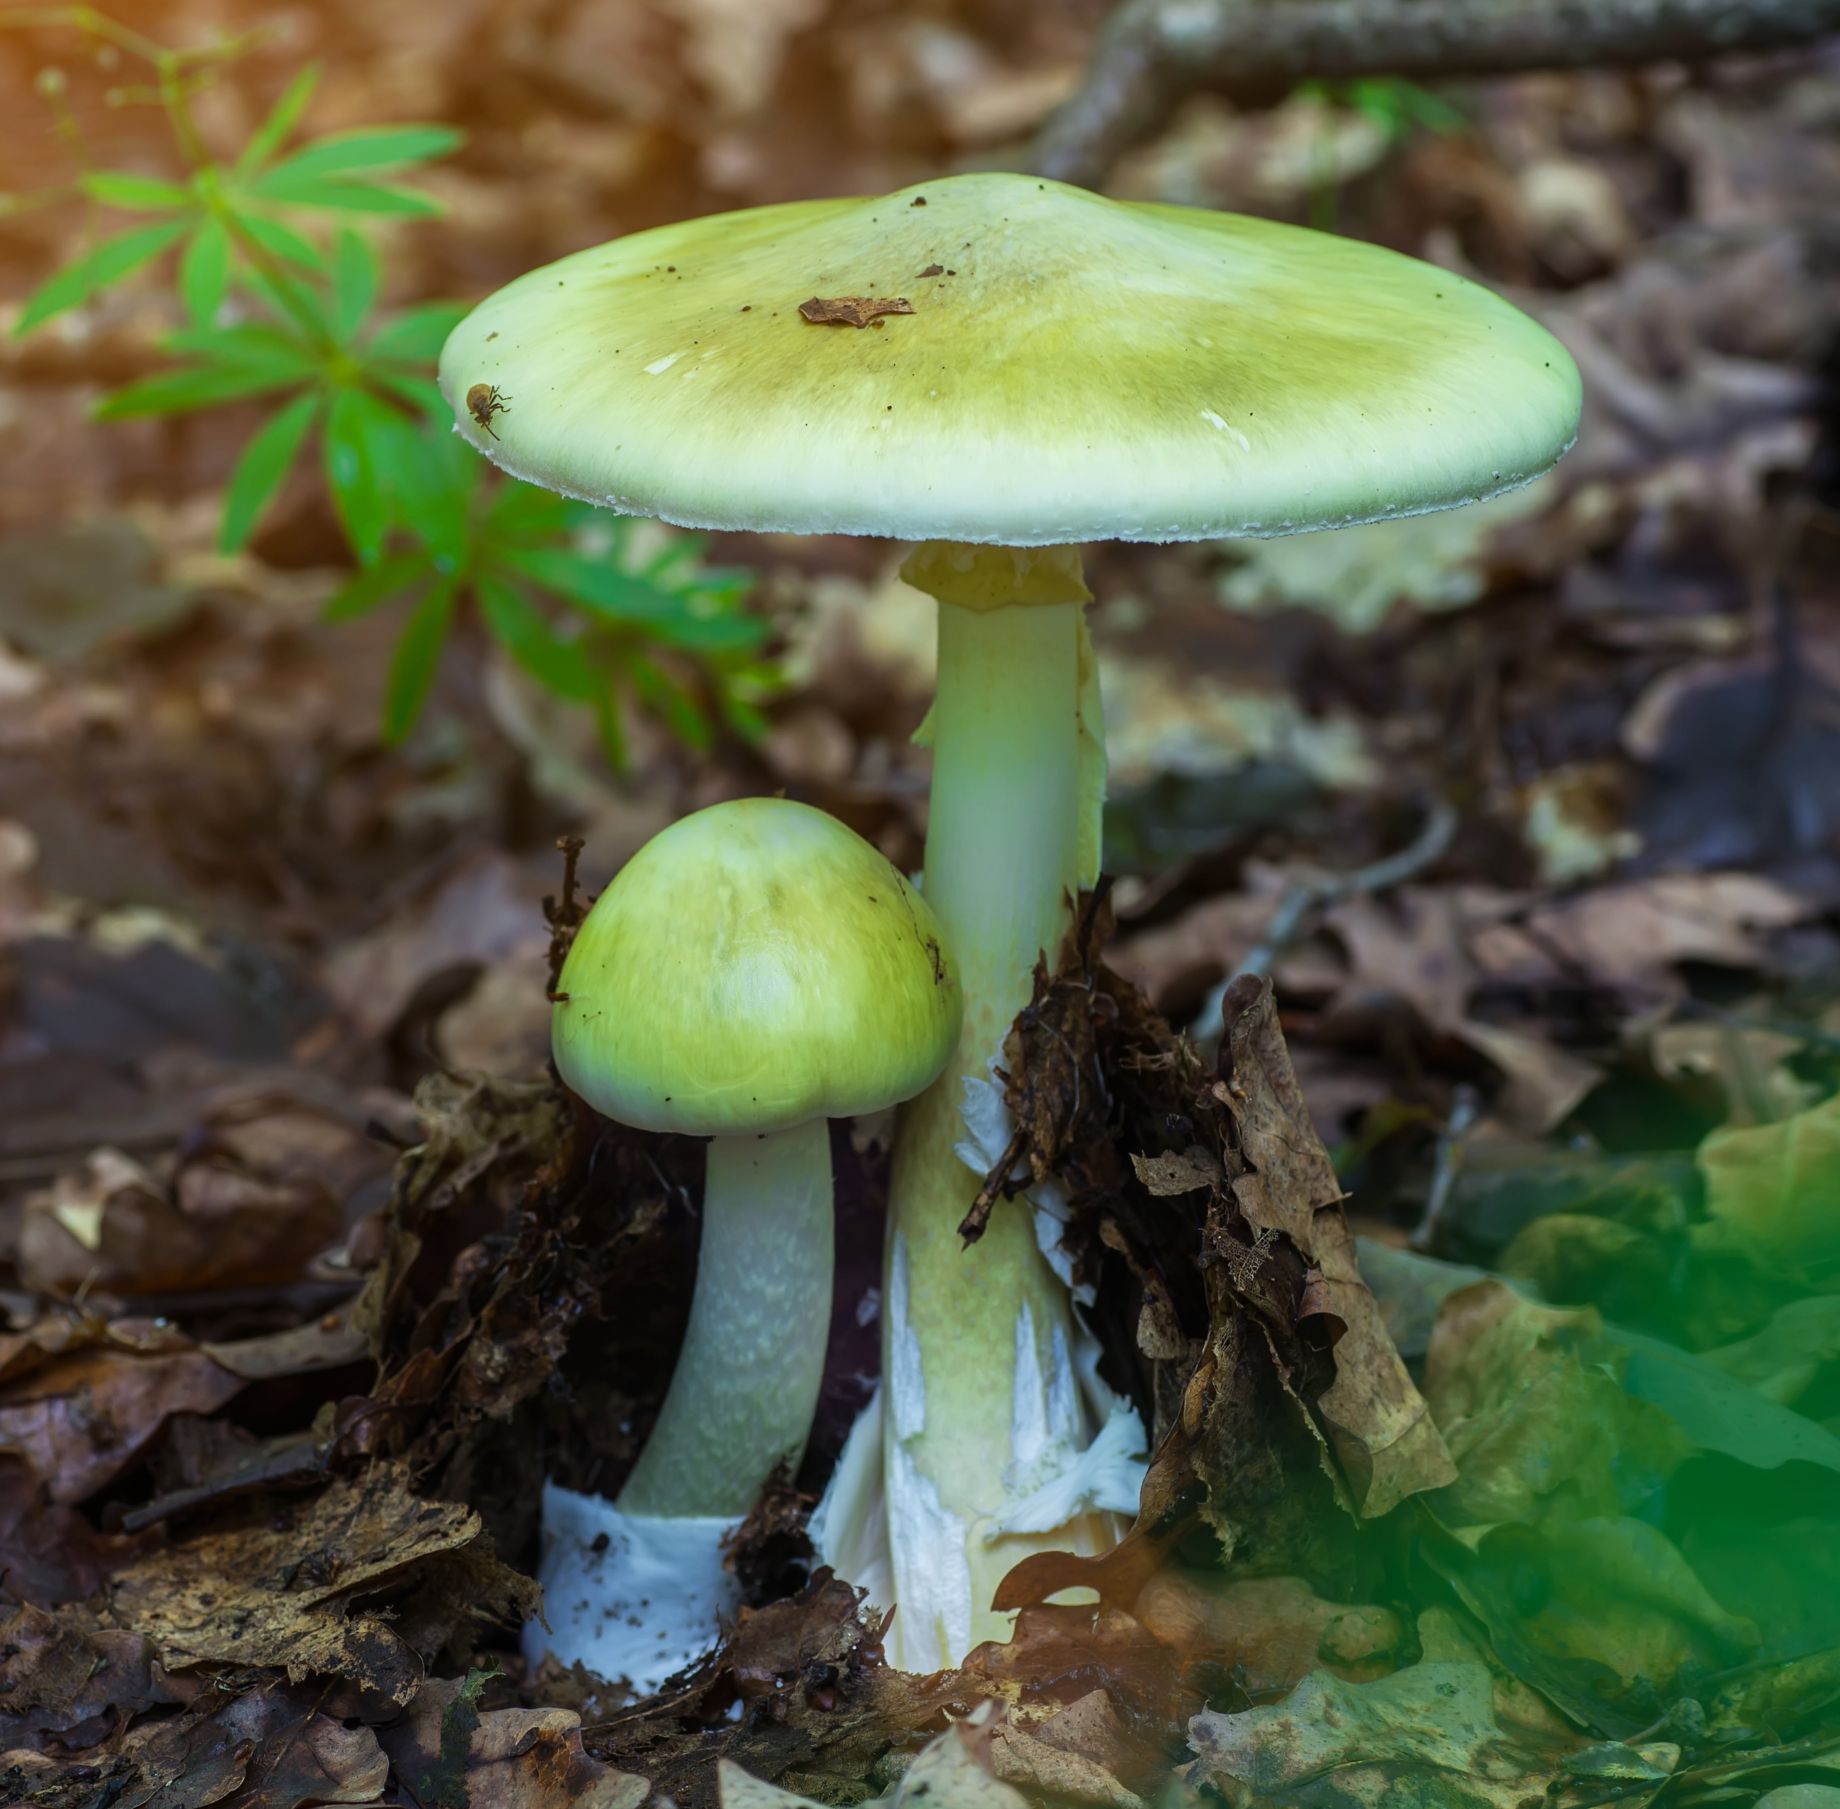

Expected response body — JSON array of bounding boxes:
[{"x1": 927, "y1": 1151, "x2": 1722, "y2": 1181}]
[
  {"x1": 1697, "y1": 1089, "x2": 1840, "y2": 1268},
  {"x1": 1187, "y1": 1662, "x2": 1553, "y2": 1809},
  {"x1": 109, "y1": 1466, "x2": 535, "y2": 1711},
  {"x1": 381, "y1": 1673, "x2": 646, "y2": 1809},
  {"x1": 797, "y1": 296, "x2": 913, "y2": 328}
]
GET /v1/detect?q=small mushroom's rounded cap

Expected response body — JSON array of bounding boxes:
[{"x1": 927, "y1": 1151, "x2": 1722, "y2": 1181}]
[
  {"x1": 440, "y1": 171, "x2": 1579, "y2": 547},
  {"x1": 553, "y1": 798, "x2": 961, "y2": 1136}
]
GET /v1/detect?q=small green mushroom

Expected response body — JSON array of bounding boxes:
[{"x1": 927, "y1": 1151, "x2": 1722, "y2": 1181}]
[{"x1": 531, "y1": 796, "x2": 960, "y2": 1686}]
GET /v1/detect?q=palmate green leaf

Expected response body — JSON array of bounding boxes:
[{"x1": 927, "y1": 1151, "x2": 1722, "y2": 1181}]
[
  {"x1": 15, "y1": 217, "x2": 189, "y2": 335},
  {"x1": 234, "y1": 209, "x2": 326, "y2": 271},
  {"x1": 330, "y1": 229, "x2": 380, "y2": 342},
  {"x1": 220, "y1": 391, "x2": 321, "y2": 552},
  {"x1": 365, "y1": 301, "x2": 466, "y2": 364},
  {"x1": 387, "y1": 426, "x2": 475, "y2": 563},
  {"x1": 251, "y1": 173, "x2": 441, "y2": 217},
  {"x1": 324, "y1": 386, "x2": 413, "y2": 564},
  {"x1": 263, "y1": 125, "x2": 462, "y2": 182},
  {"x1": 324, "y1": 551, "x2": 430, "y2": 622},
  {"x1": 179, "y1": 217, "x2": 231, "y2": 326},
  {"x1": 80, "y1": 170, "x2": 193, "y2": 212},
  {"x1": 236, "y1": 66, "x2": 321, "y2": 178},
  {"x1": 382, "y1": 573, "x2": 459, "y2": 742},
  {"x1": 240, "y1": 264, "x2": 334, "y2": 336},
  {"x1": 366, "y1": 367, "x2": 446, "y2": 419},
  {"x1": 485, "y1": 476, "x2": 573, "y2": 544},
  {"x1": 478, "y1": 574, "x2": 598, "y2": 700},
  {"x1": 95, "y1": 360, "x2": 306, "y2": 420}
]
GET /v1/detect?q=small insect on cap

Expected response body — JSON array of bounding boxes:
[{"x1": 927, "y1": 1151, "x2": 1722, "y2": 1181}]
[
  {"x1": 439, "y1": 171, "x2": 1580, "y2": 546},
  {"x1": 552, "y1": 798, "x2": 963, "y2": 1138}
]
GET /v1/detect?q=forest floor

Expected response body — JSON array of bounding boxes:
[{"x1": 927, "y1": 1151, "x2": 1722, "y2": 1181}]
[{"x1": 2, "y1": 4, "x2": 1839, "y2": 1808}]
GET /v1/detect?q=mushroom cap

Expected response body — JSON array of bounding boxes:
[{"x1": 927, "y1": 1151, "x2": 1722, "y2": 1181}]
[
  {"x1": 439, "y1": 171, "x2": 1579, "y2": 547},
  {"x1": 552, "y1": 798, "x2": 961, "y2": 1136}
]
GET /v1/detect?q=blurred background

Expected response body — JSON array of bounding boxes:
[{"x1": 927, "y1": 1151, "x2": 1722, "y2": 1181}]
[
  {"x1": 3, "y1": 0, "x2": 1836, "y2": 1267},
  {"x1": 2, "y1": 0, "x2": 1839, "y2": 1504}
]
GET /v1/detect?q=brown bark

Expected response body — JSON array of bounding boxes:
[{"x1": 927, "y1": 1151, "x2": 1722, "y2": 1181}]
[{"x1": 1034, "y1": 0, "x2": 1840, "y2": 187}]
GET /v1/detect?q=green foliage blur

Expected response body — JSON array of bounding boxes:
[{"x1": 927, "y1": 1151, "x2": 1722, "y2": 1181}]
[{"x1": 10, "y1": 7, "x2": 775, "y2": 764}]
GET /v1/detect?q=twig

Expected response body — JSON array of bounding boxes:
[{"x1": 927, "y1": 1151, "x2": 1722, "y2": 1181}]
[
  {"x1": 543, "y1": 834, "x2": 587, "y2": 1001},
  {"x1": 1035, "y1": 0, "x2": 1840, "y2": 187},
  {"x1": 1193, "y1": 794, "x2": 1458, "y2": 1041},
  {"x1": 1410, "y1": 1082, "x2": 1481, "y2": 1252}
]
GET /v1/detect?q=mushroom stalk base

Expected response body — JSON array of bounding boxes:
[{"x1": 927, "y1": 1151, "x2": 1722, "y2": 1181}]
[
  {"x1": 880, "y1": 549, "x2": 1114, "y2": 1670},
  {"x1": 618, "y1": 1116, "x2": 833, "y2": 1518}
]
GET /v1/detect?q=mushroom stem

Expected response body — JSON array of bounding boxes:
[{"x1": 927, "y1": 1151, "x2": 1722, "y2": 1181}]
[
  {"x1": 619, "y1": 1116, "x2": 833, "y2": 1517},
  {"x1": 882, "y1": 545, "x2": 1116, "y2": 1667}
]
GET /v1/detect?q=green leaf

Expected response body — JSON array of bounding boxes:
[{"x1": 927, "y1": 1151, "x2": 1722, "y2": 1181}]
[
  {"x1": 162, "y1": 323, "x2": 318, "y2": 373},
  {"x1": 219, "y1": 391, "x2": 320, "y2": 551},
  {"x1": 234, "y1": 209, "x2": 326, "y2": 270},
  {"x1": 330, "y1": 228, "x2": 379, "y2": 342},
  {"x1": 627, "y1": 652, "x2": 713, "y2": 751},
  {"x1": 178, "y1": 217, "x2": 231, "y2": 326},
  {"x1": 388, "y1": 425, "x2": 474, "y2": 562},
  {"x1": 382, "y1": 574, "x2": 458, "y2": 742},
  {"x1": 240, "y1": 265, "x2": 333, "y2": 336},
  {"x1": 478, "y1": 574, "x2": 598, "y2": 699},
  {"x1": 251, "y1": 174, "x2": 441, "y2": 217},
  {"x1": 263, "y1": 124, "x2": 461, "y2": 182},
  {"x1": 499, "y1": 545, "x2": 765, "y2": 651},
  {"x1": 15, "y1": 218, "x2": 189, "y2": 334},
  {"x1": 80, "y1": 170, "x2": 192, "y2": 212},
  {"x1": 365, "y1": 300, "x2": 465, "y2": 364},
  {"x1": 236, "y1": 66, "x2": 321, "y2": 177},
  {"x1": 323, "y1": 386, "x2": 409, "y2": 564},
  {"x1": 485, "y1": 477, "x2": 572, "y2": 543},
  {"x1": 592, "y1": 689, "x2": 628, "y2": 773},
  {"x1": 324, "y1": 551, "x2": 429, "y2": 622},
  {"x1": 94, "y1": 361, "x2": 304, "y2": 420},
  {"x1": 366, "y1": 367, "x2": 446, "y2": 420}
]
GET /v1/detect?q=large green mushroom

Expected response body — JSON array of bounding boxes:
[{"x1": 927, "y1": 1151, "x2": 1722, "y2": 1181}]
[{"x1": 440, "y1": 171, "x2": 1581, "y2": 1671}]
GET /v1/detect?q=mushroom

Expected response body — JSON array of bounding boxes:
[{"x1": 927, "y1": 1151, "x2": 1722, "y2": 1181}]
[
  {"x1": 532, "y1": 796, "x2": 961, "y2": 1688},
  {"x1": 440, "y1": 172, "x2": 1582, "y2": 1669}
]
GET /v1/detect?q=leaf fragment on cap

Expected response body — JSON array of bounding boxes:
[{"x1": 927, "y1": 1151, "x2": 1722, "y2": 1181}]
[{"x1": 799, "y1": 294, "x2": 914, "y2": 328}]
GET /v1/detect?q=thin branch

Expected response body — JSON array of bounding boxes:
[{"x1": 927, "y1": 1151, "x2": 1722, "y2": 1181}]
[
  {"x1": 1035, "y1": 0, "x2": 1840, "y2": 187},
  {"x1": 1191, "y1": 793, "x2": 1459, "y2": 1039}
]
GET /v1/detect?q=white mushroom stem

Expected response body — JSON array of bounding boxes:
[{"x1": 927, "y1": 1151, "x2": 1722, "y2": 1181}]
[
  {"x1": 619, "y1": 1116, "x2": 833, "y2": 1516},
  {"x1": 880, "y1": 543, "x2": 1120, "y2": 1668}
]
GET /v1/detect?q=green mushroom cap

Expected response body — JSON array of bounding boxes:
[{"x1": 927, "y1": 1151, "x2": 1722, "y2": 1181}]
[
  {"x1": 439, "y1": 171, "x2": 1580, "y2": 546},
  {"x1": 552, "y1": 798, "x2": 962, "y2": 1137}
]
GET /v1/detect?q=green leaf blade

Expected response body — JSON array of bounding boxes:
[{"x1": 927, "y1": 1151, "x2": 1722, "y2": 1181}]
[
  {"x1": 219, "y1": 391, "x2": 321, "y2": 551},
  {"x1": 80, "y1": 171, "x2": 193, "y2": 212},
  {"x1": 16, "y1": 218, "x2": 190, "y2": 335},
  {"x1": 382, "y1": 574, "x2": 459, "y2": 742},
  {"x1": 263, "y1": 125, "x2": 462, "y2": 181},
  {"x1": 179, "y1": 217, "x2": 232, "y2": 326},
  {"x1": 237, "y1": 66, "x2": 321, "y2": 177},
  {"x1": 324, "y1": 551, "x2": 429, "y2": 623},
  {"x1": 330, "y1": 228, "x2": 380, "y2": 343}
]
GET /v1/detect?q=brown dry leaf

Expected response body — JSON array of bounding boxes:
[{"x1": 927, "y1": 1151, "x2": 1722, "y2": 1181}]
[
  {"x1": 594, "y1": 1574, "x2": 979, "y2": 1809},
  {"x1": 0, "y1": 1322, "x2": 244, "y2": 1503},
  {"x1": 108, "y1": 1465, "x2": 535, "y2": 1710},
  {"x1": 0, "y1": 1603, "x2": 170, "y2": 1751},
  {"x1": 19, "y1": 1144, "x2": 341, "y2": 1296},
  {"x1": 380, "y1": 1675, "x2": 646, "y2": 1809},
  {"x1": 1130, "y1": 1572, "x2": 1402, "y2": 1696},
  {"x1": 1219, "y1": 978, "x2": 1457, "y2": 1517},
  {"x1": 797, "y1": 296, "x2": 914, "y2": 328}
]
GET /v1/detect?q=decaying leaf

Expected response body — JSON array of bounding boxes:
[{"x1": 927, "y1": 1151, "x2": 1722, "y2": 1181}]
[
  {"x1": 797, "y1": 296, "x2": 914, "y2": 327},
  {"x1": 721, "y1": 1718, "x2": 1034, "y2": 1809},
  {"x1": 1186, "y1": 1662, "x2": 1553, "y2": 1809},
  {"x1": 592, "y1": 1574, "x2": 981, "y2": 1809},
  {"x1": 380, "y1": 1673, "x2": 647, "y2": 1809},
  {"x1": 1218, "y1": 977, "x2": 1457, "y2": 1516},
  {"x1": 108, "y1": 1465, "x2": 536, "y2": 1710},
  {"x1": 19, "y1": 1142, "x2": 342, "y2": 1297}
]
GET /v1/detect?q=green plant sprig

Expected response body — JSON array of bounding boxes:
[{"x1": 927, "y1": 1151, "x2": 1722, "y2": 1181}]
[{"x1": 7, "y1": 7, "x2": 777, "y2": 757}]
